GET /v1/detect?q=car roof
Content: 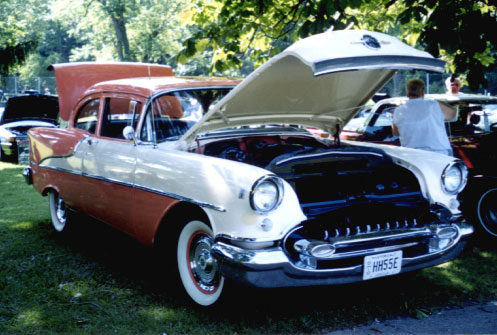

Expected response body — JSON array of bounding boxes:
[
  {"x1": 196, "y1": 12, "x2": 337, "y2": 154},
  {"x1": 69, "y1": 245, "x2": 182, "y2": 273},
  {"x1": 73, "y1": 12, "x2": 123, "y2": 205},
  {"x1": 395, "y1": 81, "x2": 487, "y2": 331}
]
[{"x1": 87, "y1": 76, "x2": 241, "y2": 97}]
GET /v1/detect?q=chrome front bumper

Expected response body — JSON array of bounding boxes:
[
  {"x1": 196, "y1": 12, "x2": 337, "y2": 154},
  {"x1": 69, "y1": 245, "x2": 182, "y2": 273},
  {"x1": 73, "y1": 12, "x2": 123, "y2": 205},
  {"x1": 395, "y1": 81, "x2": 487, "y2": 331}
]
[{"x1": 211, "y1": 219, "x2": 473, "y2": 288}]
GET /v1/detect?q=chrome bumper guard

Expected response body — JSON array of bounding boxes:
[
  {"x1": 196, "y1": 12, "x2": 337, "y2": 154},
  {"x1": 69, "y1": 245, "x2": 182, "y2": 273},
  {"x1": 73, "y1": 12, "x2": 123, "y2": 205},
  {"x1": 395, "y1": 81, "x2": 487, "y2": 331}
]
[{"x1": 212, "y1": 218, "x2": 473, "y2": 288}]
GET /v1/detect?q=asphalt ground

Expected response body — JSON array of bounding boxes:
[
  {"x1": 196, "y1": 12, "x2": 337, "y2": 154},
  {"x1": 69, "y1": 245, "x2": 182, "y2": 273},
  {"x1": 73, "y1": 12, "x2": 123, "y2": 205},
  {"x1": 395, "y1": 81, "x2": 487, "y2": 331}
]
[{"x1": 328, "y1": 300, "x2": 497, "y2": 334}]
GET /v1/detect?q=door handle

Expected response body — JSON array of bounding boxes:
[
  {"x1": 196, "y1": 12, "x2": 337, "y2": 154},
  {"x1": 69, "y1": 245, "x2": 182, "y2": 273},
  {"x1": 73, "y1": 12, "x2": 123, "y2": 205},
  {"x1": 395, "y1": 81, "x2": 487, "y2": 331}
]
[{"x1": 84, "y1": 137, "x2": 99, "y2": 146}]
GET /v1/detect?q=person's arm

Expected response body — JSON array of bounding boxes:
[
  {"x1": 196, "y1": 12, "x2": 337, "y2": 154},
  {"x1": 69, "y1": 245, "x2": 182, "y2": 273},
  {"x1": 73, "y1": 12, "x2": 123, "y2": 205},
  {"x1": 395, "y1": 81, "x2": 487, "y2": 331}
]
[
  {"x1": 392, "y1": 123, "x2": 400, "y2": 136},
  {"x1": 439, "y1": 101, "x2": 457, "y2": 121}
]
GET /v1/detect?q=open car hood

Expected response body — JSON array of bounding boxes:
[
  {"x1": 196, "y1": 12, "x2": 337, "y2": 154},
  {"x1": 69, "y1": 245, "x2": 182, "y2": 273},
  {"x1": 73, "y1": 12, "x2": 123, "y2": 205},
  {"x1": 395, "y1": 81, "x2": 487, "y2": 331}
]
[
  {"x1": 181, "y1": 29, "x2": 444, "y2": 144},
  {"x1": 49, "y1": 62, "x2": 174, "y2": 121},
  {"x1": 1, "y1": 94, "x2": 59, "y2": 125}
]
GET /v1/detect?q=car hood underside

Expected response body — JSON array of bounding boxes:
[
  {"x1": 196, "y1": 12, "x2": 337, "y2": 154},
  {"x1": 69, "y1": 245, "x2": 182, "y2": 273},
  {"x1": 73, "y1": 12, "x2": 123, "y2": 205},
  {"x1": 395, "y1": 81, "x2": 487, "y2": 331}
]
[{"x1": 180, "y1": 30, "x2": 444, "y2": 144}]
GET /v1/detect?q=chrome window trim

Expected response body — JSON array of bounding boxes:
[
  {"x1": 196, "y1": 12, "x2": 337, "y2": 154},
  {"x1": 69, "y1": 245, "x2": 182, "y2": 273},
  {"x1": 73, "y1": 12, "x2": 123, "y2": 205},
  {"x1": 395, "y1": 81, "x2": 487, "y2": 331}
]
[{"x1": 138, "y1": 86, "x2": 237, "y2": 146}]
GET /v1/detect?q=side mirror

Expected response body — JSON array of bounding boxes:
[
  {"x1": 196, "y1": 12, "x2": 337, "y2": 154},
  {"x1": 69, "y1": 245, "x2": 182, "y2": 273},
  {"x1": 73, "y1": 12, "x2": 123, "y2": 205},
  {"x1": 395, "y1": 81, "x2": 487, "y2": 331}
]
[{"x1": 123, "y1": 126, "x2": 135, "y2": 141}]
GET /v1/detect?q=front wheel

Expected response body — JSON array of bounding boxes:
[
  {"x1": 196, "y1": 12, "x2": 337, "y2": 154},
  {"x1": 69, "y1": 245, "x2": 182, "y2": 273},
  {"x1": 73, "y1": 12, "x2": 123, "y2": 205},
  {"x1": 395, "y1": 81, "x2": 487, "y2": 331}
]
[
  {"x1": 48, "y1": 190, "x2": 70, "y2": 233},
  {"x1": 177, "y1": 220, "x2": 224, "y2": 306}
]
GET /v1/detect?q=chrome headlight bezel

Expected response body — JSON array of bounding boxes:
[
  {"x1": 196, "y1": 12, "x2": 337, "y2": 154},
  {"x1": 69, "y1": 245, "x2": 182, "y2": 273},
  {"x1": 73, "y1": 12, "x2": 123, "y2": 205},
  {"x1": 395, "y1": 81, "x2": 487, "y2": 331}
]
[
  {"x1": 441, "y1": 161, "x2": 468, "y2": 195},
  {"x1": 250, "y1": 175, "x2": 284, "y2": 214}
]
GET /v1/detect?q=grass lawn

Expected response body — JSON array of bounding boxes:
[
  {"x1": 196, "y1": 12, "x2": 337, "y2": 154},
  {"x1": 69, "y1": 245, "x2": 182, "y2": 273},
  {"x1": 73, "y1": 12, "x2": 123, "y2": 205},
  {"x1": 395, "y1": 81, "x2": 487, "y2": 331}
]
[{"x1": 0, "y1": 161, "x2": 496, "y2": 334}]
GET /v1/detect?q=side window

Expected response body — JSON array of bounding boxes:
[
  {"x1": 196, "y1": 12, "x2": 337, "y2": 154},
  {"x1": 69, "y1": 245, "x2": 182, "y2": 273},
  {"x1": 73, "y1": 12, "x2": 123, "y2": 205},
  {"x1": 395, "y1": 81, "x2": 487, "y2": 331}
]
[
  {"x1": 100, "y1": 98, "x2": 142, "y2": 139},
  {"x1": 75, "y1": 98, "x2": 100, "y2": 134},
  {"x1": 373, "y1": 107, "x2": 396, "y2": 127}
]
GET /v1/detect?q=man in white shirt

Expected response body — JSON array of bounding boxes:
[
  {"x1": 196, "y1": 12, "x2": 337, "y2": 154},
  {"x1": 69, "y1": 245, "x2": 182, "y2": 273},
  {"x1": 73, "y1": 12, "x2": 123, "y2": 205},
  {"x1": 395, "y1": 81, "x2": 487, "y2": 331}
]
[{"x1": 392, "y1": 78, "x2": 456, "y2": 156}]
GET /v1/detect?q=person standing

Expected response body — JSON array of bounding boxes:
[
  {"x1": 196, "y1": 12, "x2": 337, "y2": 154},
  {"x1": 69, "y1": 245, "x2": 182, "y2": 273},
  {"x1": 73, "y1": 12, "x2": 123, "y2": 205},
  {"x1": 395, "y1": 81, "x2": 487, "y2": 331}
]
[
  {"x1": 445, "y1": 76, "x2": 462, "y2": 94},
  {"x1": 392, "y1": 78, "x2": 456, "y2": 156}
]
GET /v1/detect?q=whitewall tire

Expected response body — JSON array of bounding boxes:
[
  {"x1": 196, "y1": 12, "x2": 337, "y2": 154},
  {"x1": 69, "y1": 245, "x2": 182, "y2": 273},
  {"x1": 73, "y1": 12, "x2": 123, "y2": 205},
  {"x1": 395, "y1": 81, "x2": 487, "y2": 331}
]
[
  {"x1": 177, "y1": 220, "x2": 224, "y2": 306},
  {"x1": 49, "y1": 190, "x2": 69, "y2": 233}
]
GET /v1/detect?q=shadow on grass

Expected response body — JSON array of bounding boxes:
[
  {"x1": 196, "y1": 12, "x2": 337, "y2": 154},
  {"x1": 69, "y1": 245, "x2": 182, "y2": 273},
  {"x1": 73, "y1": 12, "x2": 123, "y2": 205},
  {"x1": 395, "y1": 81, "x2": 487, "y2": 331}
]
[{"x1": 38, "y1": 214, "x2": 497, "y2": 334}]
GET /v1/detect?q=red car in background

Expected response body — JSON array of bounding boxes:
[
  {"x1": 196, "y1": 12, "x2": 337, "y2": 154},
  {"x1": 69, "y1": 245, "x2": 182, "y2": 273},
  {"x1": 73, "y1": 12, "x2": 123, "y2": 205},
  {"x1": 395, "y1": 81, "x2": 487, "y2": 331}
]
[{"x1": 340, "y1": 93, "x2": 497, "y2": 241}]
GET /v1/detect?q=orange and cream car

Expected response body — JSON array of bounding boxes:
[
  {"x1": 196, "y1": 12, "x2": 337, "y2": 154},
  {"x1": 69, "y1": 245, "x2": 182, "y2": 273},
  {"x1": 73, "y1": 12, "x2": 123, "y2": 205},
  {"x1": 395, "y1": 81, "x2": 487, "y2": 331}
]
[{"x1": 24, "y1": 30, "x2": 472, "y2": 306}]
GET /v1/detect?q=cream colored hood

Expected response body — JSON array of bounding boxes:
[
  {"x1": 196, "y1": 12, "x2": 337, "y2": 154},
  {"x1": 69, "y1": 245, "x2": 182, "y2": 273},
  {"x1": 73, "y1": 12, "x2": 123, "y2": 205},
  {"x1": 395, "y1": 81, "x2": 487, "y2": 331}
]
[{"x1": 181, "y1": 29, "x2": 444, "y2": 144}]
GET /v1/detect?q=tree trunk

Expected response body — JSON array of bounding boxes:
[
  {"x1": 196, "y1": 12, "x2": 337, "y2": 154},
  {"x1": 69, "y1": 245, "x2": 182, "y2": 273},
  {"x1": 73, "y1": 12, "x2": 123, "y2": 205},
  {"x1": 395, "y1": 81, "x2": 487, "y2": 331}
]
[{"x1": 111, "y1": 15, "x2": 132, "y2": 61}]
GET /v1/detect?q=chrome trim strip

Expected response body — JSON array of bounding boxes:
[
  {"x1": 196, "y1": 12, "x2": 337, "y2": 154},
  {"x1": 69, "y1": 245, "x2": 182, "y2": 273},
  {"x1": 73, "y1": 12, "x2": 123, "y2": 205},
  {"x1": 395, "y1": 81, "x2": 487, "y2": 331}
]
[
  {"x1": 36, "y1": 163, "x2": 226, "y2": 212},
  {"x1": 275, "y1": 151, "x2": 384, "y2": 166},
  {"x1": 314, "y1": 56, "x2": 445, "y2": 76},
  {"x1": 133, "y1": 184, "x2": 226, "y2": 212},
  {"x1": 38, "y1": 136, "x2": 88, "y2": 166}
]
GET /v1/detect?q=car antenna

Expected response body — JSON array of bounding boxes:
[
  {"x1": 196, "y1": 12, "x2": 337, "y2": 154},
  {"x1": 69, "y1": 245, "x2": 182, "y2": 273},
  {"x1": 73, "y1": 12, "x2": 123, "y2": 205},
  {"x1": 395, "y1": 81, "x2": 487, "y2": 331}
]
[{"x1": 148, "y1": 64, "x2": 151, "y2": 79}]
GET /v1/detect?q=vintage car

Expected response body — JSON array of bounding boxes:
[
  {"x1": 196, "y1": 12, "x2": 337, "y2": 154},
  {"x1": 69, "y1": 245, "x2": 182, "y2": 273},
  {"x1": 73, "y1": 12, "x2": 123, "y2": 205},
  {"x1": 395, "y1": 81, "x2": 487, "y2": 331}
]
[
  {"x1": 340, "y1": 94, "x2": 497, "y2": 240},
  {"x1": 0, "y1": 94, "x2": 59, "y2": 164},
  {"x1": 24, "y1": 30, "x2": 472, "y2": 306}
]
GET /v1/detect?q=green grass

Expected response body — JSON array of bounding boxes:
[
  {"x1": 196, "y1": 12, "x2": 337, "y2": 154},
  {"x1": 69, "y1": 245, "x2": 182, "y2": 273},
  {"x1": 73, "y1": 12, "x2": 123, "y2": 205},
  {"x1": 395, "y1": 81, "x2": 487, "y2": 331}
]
[{"x1": 0, "y1": 161, "x2": 496, "y2": 334}]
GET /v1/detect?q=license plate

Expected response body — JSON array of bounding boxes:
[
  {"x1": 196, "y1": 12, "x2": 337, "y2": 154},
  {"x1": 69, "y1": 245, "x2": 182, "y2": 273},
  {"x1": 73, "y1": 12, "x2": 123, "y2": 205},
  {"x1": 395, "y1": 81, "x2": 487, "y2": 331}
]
[{"x1": 363, "y1": 250, "x2": 402, "y2": 280}]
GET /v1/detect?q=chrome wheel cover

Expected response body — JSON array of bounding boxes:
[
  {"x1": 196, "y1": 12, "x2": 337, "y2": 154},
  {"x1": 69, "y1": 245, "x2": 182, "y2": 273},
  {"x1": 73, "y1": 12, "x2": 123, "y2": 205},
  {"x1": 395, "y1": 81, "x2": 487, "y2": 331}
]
[
  {"x1": 55, "y1": 195, "x2": 67, "y2": 225},
  {"x1": 188, "y1": 234, "x2": 220, "y2": 292}
]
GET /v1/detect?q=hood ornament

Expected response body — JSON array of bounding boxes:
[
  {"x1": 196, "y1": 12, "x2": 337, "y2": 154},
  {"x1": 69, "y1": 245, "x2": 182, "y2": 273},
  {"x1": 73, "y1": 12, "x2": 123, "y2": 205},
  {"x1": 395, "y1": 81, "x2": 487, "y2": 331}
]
[{"x1": 361, "y1": 34, "x2": 381, "y2": 49}]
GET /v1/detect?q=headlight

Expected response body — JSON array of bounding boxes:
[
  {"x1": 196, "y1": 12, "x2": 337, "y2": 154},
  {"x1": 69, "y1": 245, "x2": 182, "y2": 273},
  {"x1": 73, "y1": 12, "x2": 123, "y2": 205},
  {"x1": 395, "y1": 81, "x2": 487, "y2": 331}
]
[
  {"x1": 441, "y1": 161, "x2": 468, "y2": 194},
  {"x1": 250, "y1": 176, "x2": 284, "y2": 213}
]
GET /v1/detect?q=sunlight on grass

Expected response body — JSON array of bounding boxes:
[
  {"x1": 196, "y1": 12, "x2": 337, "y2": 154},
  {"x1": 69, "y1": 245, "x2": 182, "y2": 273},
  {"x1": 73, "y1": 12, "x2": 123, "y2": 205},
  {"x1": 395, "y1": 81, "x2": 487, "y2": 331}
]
[
  {"x1": 138, "y1": 306, "x2": 179, "y2": 321},
  {"x1": 12, "y1": 222, "x2": 36, "y2": 230},
  {"x1": 0, "y1": 162, "x2": 19, "y2": 171},
  {"x1": 438, "y1": 267, "x2": 474, "y2": 291},
  {"x1": 480, "y1": 251, "x2": 497, "y2": 260},
  {"x1": 16, "y1": 309, "x2": 43, "y2": 328}
]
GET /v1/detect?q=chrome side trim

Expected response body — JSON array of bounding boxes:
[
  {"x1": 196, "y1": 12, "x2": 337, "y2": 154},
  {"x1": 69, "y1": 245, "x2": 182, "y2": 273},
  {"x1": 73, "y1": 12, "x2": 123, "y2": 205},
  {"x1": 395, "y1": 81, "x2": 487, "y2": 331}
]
[
  {"x1": 36, "y1": 163, "x2": 226, "y2": 212},
  {"x1": 38, "y1": 136, "x2": 88, "y2": 166},
  {"x1": 133, "y1": 184, "x2": 226, "y2": 212}
]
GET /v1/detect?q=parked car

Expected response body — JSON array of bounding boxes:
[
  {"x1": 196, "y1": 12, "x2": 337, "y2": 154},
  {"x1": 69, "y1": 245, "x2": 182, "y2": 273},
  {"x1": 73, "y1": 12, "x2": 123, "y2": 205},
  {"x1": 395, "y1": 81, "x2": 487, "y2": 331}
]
[
  {"x1": 24, "y1": 30, "x2": 472, "y2": 306},
  {"x1": 341, "y1": 93, "x2": 497, "y2": 239},
  {"x1": 0, "y1": 94, "x2": 59, "y2": 164}
]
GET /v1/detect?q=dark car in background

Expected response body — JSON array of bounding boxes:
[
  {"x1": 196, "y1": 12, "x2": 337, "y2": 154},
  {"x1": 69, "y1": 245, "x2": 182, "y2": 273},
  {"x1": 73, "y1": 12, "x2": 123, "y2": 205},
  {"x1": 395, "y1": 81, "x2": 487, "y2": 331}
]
[
  {"x1": 0, "y1": 94, "x2": 59, "y2": 164},
  {"x1": 340, "y1": 93, "x2": 497, "y2": 240}
]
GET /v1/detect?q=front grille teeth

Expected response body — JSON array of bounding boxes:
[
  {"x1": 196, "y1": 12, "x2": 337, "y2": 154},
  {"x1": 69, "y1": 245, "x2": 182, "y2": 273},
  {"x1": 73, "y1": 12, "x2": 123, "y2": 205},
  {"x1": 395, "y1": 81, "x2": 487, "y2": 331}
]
[{"x1": 328, "y1": 218, "x2": 420, "y2": 240}]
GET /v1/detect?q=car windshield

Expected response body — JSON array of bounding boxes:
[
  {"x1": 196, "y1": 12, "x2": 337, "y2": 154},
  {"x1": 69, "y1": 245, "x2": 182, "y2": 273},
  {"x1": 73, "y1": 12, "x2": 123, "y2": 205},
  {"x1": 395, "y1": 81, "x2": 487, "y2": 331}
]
[{"x1": 140, "y1": 88, "x2": 232, "y2": 143}]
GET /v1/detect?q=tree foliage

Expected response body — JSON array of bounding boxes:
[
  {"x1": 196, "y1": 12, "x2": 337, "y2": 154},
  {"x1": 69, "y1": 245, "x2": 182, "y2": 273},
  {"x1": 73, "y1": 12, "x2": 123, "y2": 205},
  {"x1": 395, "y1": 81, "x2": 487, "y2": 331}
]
[
  {"x1": 180, "y1": 0, "x2": 497, "y2": 90},
  {"x1": 8, "y1": 0, "x2": 190, "y2": 78},
  {"x1": 0, "y1": 0, "x2": 49, "y2": 75},
  {"x1": 1, "y1": 0, "x2": 496, "y2": 91}
]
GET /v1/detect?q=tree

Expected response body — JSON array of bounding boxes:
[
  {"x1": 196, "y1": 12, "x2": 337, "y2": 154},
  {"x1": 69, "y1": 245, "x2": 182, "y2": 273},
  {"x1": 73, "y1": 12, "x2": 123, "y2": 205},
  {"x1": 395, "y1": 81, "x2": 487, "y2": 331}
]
[
  {"x1": 0, "y1": 0, "x2": 50, "y2": 75},
  {"x1": 91, "y1": 0, "x2": 136, "y2": 61},
  {"x1": 179, "y1": 0, "x2": 497, "y2": 91}
]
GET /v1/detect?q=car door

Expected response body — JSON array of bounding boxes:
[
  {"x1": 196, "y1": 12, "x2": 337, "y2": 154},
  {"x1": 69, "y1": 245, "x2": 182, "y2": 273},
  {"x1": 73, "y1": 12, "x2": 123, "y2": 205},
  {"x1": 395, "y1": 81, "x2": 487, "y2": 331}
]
[{"x1": 79, "y1": 95, "x2": 143, "y2": 235}]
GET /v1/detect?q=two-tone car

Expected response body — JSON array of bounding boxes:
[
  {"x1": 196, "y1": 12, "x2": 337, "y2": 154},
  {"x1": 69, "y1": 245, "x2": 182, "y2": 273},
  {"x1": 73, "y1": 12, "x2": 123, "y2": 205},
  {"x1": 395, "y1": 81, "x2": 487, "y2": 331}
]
[{"x1": 24, "y1": 30, "x2": 472, "y2": 306}]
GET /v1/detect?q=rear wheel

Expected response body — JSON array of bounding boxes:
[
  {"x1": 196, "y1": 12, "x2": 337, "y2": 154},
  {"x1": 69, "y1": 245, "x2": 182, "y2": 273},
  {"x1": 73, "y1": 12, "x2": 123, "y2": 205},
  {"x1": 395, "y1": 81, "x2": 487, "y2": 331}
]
[
  {"x1": 176, "y1": 219, "x2": 224, "y2": 306},
  {"x1": 48, "y1": 190, "x2": 70, "y2": 233}
]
